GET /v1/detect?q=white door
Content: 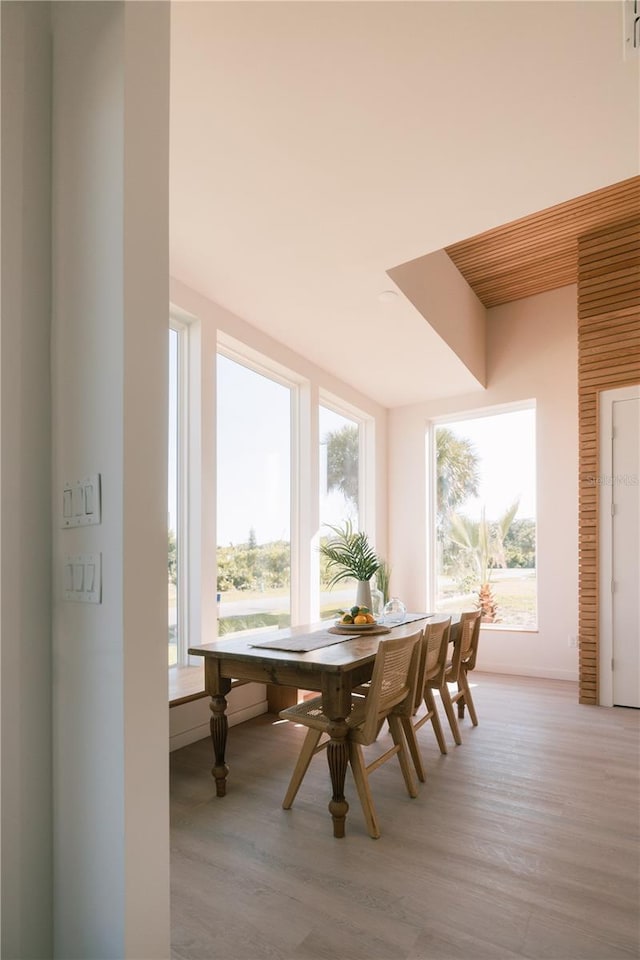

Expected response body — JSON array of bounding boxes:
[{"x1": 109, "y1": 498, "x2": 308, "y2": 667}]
[{"x1": 612, "y1": 395, "x2": 640, "y2": 708}]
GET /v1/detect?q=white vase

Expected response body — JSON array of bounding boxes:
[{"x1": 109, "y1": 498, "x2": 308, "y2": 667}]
[{"x1": 355, "y1": 579, "x2": 373, "y2": 610}]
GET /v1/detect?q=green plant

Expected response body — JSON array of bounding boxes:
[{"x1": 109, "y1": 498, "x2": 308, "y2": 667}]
[
  {"x1": 447, "y1": 499, "x2": 519, "y2": 622},
  {"x1": 374, "y1": 558, "x2": 392, "y2": 604},
  {"x1": 319, "y1": 520, "x2": 380, "y2": 586}
]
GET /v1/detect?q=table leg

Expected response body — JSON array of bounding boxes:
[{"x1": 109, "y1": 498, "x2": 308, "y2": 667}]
[
  {"x1": 326, "y1": 718, "x2": 350, "y2": 838},
  {"x1": 322, "y1": 676, "x2": 352, "y2": 838},
  {"x1": 209, "y1": 694, "x2": 229, "y2": 797}
]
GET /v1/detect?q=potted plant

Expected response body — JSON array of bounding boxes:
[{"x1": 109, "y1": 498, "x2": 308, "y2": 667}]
[{"x1": 319, "y1": 520, "x2": 380, "y2": 610}]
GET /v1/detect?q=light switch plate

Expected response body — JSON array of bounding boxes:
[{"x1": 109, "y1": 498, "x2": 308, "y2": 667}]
[
  {"x1": 62, "y1": 474, "x2": 101, "y2": 528},
  {"x1": 63, "y1": 553, "x2": 102, "y2": 603}
]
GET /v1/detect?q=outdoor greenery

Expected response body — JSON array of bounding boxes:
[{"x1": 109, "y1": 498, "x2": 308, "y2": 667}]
[
  {"x1": 217, "y1": 536, "x2": 290, "y2": 592},
  {"x1": 323, "y1": 422, "x2": 359, "y2": 510}
]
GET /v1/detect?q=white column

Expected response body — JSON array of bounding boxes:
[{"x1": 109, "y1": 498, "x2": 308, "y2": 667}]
[{"x1": 51, "y1": 3, "x2": 170, "y2": 957}]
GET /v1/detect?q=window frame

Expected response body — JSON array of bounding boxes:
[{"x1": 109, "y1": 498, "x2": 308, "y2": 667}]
[
  {"x1": 215, "y1": 338, "x2": 301, "y2": 632},
  {"x1": 428, "y1": 399, "x2": 538, "y2": 630},
  {"x1": 169, "y1": 316, "x2": 191, "y2": 666}
]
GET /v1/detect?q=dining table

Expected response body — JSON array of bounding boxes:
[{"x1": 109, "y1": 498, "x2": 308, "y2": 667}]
[{"x1": 189, "y1": 613, "x2": 458, "y2": 838}]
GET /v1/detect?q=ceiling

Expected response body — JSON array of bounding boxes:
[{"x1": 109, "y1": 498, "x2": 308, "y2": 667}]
[{"x1": 170, "y1": 2, "x2": 639, "y2": 408}]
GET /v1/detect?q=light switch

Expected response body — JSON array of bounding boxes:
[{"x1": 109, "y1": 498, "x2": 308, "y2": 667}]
[
  {"x1": 73, "y1": 563, "x2": 84, "y2": 592},
  {"x1": 61, "y1": 474, "x2": 101, "y2": 527},
  {"x1": 72, "y1": 485, "x2": 84, "y2": 517},
  {"x1": 63, "y1": 554, "x2": 101, "y2": 603}
]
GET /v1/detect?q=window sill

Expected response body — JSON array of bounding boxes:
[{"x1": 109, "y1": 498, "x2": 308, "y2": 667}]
[{"x1": 169, "y1": 663, "x2": 205, "y2": 706}]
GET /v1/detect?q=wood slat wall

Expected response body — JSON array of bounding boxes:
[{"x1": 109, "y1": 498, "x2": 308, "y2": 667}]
[{"x1": 578, "y1": 217, "x2": 640, "y2": 704}]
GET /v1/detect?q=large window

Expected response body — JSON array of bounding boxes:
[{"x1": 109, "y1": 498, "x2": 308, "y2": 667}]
[
  {"x1": 318, "y1": 405, "x2": 362, "y2": 617},
  {"x1": 168, "y1": 324, "x2": 187, "y2": 665},
  {"x1": 433, "y1": 405, "x2": 537, "y2": 629},
  {"x1": 216, "y1": 353, "x2": 292, "y2": 635}
]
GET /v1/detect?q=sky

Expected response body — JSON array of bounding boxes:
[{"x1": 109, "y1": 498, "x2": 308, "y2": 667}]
[{"x1": 438, "y1": 407, "x2": 536, "y2": 521}]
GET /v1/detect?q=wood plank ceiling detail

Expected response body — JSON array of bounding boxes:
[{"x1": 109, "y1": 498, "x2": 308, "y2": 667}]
[{"x1": 445, "y1": 176, "x2": 640, "y2": 308}]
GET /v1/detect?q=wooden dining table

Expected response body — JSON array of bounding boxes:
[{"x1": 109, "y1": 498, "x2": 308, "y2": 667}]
[{"x1": 189, "y1": 614, "x2": 456, "y2": 838}]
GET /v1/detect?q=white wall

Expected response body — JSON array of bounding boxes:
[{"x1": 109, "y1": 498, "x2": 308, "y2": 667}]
[
  {"x1": 51, "y1": 4, "x2": 170, "y2": 958},
  {"x1": 388, "y1": 248, "x2": 487, "y2": 389},
  {"x1": 389, "y1": 285, "x2": 579, "y2": 680},
  {"x1": 1, "y1": 3, "x2": 53, "y2": 956}
]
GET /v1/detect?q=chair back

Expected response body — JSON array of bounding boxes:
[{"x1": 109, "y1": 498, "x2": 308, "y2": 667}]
[
  {"x1": 360, "y1": 631, "x2": 421, "y2": 743},
  {"x1": 448, "y1": 610, "x2": 482, "y2": 681},
  {"x1": 460, "y1": 611, "x2": 482, "y2": 673},
  {"x1": 414, "y1": 617, "x2": 451, "y2": 710},
  {"x1": 458, "y1": 609, "x2": 481, "y2": 668}
]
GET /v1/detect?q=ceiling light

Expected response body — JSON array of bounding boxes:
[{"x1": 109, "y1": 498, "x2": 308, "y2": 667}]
[{"x1": 377, "y1": 290, "x2": 398, "y2": 303}]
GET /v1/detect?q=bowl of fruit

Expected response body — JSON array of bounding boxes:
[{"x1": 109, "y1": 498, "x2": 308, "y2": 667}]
[{"x1": 334, "y1": 605, "x2": 378, "y2": 630}]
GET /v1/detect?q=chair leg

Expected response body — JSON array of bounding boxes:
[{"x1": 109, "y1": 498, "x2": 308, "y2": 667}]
[
  {"x1": 458, "y1": 669, "x2": 478, "y2": 726},
  {"x1": 400, "y1": 715, "x2": 426, "y2": 782},
  {"x1": 388, "y1": 716, "x2": 418, "y2": 798},
  {"x1": 282, "y1": 728, "x2": 323, "y2": 809},
  {"x1": 348, "y1": 742, "x2": 381, "y2": 839},
  {"x1": 440, "y1": 683, "x2": 462, "y2": 745},
  {"x1": 424, "y1": 687, "x2": 448, "y2": 755}
]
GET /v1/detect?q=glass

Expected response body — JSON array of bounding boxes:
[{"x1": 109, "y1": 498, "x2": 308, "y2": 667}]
[
  {"x1": 168, "y1": 328, "x2": 179, "y2": 666},
  {"x1": 434, "y1": 408, "x2": 537, "y2": 629},
  {"x1": 216, "y1": 354, "x2": 291, "y2": 636},
  {"x1": 319, "y1": 406, "x2": 360, "y2": 619},
  {"x1": 382, "y1": 597, "x2": 407, "y2": 625}
]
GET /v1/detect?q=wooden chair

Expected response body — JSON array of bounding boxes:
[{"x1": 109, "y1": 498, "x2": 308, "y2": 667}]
[
  {"x1": 400, "y1": 617, "x2": 451, "y2": 782},
  {"x1": 436, "y1": 610, "x2": 482, "y2": 745},
  {"x1": 450, "y1": 609, "x2": 482, "y2": 728},
  {"x1": 279, "y1": 630, "x2": 422, "y2": 839}
]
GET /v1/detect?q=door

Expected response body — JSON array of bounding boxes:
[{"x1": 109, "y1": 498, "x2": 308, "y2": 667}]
[{"x1": 612, "y1": 394, "x2": 640, "y2": 708}]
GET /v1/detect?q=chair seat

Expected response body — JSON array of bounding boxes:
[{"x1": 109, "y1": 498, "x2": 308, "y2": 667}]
[{"x1": 280, "y1": 694, "x2": 367, "y2": 732}]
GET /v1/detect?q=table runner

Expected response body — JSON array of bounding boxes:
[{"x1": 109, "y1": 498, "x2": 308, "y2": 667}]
[
  {"x1": 248, "y1": 614, "x2": 433, "y2": 652},
  {"x1": 249, "y1": 630, "x2": 353, "y2": 653}
]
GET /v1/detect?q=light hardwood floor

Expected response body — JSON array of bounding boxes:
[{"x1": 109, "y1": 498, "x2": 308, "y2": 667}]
[{"x1": 170, "y1": 674, "x2": 639, "y2": 960}]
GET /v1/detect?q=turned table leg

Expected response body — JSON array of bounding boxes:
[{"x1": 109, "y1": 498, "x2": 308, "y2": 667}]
[
  {"x1": 322, "y1": 675, "x2": 352, "y2": 838},
  {"x1": 209, "y1": 694, "x2": 229, "y2": 797},
  {"x1": 326, "y1": 718, "x2": 350, "y2": 838}
]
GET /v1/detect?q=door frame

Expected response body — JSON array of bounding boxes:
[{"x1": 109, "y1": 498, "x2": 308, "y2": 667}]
[{"x1": 598, "y1": 384, "x2": 640, "y2": 706}]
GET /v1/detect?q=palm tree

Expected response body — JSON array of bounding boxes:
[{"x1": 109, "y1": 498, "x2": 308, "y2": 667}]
[
  {"x1": 447, "y1": 499, "x2": 520, "y2": 621},
  {"x1": 323, "y1": 424, "x2": 359, "y2": 509},
  {"x1": 436, "y1": 427, "x2": 480, "y2": 536}
]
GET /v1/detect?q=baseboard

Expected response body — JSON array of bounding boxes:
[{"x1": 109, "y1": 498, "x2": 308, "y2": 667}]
[
  {"x1": 169, "y1": 688, "x2": 267, "y2": 752},
  {"x1": 476, "y1": 666, "x2": 579, "y2": 682}
]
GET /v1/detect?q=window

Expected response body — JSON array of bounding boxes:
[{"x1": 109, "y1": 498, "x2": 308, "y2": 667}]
[
  {"x1": 318, "y1": 404, "x2": 362, "y2": 618},
  {"x1": 433, "y1": 405, "x2": 537, "y2": 629},
  {"x1": 216, "y1": 353, "x2": 292, "y2": 635},
  {"x1": 168, "y1": 323, "x2": 188, "y2": 665}
]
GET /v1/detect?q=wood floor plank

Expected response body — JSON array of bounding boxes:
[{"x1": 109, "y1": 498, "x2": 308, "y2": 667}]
[{"x1": 170, "y1": 674, "x2": 640, "y2": 960}]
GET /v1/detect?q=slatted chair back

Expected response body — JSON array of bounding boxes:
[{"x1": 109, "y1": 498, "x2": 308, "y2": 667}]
[
  {"x1": 413, "y1": 617, "x2": 451, "y2": 713},
  {"x1": 445, "y1": 610, "x2": 480, "y2": 684}
]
